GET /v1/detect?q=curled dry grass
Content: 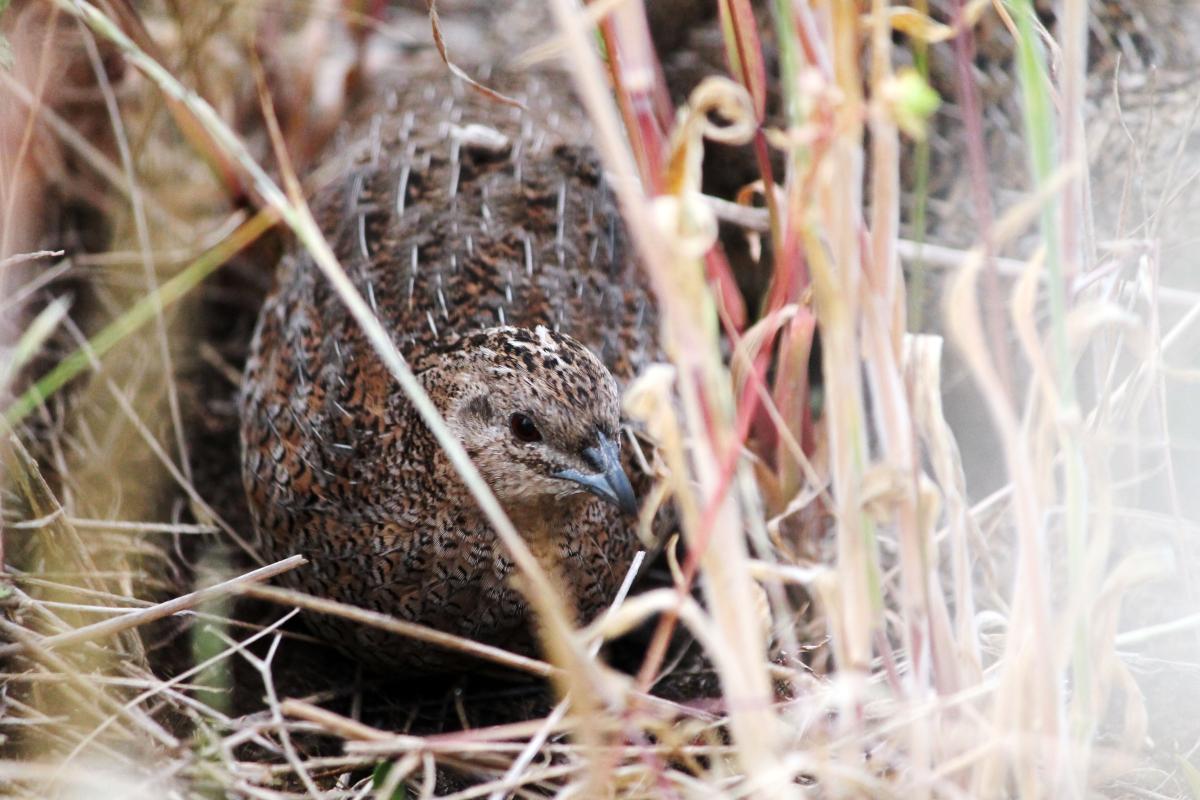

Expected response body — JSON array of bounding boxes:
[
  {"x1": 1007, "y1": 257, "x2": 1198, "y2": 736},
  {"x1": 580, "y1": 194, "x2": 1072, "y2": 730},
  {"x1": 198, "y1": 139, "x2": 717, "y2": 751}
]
[{"x1": 1, "y1": 0, "x2": 1197, "y2": 798}]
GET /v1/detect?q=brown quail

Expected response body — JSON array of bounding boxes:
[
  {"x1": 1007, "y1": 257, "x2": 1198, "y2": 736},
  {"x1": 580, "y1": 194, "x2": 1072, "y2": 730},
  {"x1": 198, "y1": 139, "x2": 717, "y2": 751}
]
[{"x1": 239, "y1": 70, "x2": 660, "y2": 672}]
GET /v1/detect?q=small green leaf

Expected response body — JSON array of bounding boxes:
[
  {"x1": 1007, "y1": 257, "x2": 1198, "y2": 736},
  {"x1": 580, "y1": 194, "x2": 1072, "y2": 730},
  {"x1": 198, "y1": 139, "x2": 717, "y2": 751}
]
[
  {"x1": 885, "y1": 67, "x2": 941, "y2": 141},
  {"x1": 372, "y1": 762, "x2": 408, "y2": 800},
  {"x1": 1, "y1": 295, "x2": 71, "y2": 392}
]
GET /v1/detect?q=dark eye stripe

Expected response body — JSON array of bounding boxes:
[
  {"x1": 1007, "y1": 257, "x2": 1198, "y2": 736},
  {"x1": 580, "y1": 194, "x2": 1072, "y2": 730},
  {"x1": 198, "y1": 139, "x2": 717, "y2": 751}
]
[{"x1": 509, "y1": 412, "x2": 542, "y2": 443}]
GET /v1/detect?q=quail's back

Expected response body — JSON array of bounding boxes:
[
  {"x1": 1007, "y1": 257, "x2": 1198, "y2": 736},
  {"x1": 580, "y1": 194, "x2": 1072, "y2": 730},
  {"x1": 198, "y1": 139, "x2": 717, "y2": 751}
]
[{"x1": 239, "y1": 70, "x2": 659, "y2": 671}]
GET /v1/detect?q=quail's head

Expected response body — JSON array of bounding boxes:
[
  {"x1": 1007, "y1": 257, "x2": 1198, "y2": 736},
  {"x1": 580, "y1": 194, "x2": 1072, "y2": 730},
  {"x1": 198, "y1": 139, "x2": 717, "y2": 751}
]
[{"x1": 440, "y1": 326, "x2": 637, "y2": 516}]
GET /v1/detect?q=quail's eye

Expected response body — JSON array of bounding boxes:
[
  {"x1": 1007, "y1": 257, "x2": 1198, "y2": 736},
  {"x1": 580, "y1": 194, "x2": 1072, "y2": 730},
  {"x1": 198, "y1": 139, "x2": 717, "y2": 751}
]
[{"x1": 509, "y1": 412, "x2": 542, "y2": 443}]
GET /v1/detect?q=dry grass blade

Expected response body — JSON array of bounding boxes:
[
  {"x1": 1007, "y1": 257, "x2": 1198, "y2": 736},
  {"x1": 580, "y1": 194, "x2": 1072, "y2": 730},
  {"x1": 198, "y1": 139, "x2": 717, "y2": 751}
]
[
  {"x1": 0, "y1": 555, "x2": 303, "y2": 659},
  {"x1": 423, "y1": 0, "x2": 525, "y2": 110},
  {"x1": 0, "y1": 249, "x2": 64, "y2": 270},
  {"x1": 0, "y1": 616, "x2": 179, "y2": 750},
  {"x1": 241, "y1": 584, "x2": 554, "y2": 679},
  {"x1": 3, "y1": 209, "x2": 276, "y2": 429},
  {"x1": 548, "y1": 2, "x2": 793, "y2": 794}
]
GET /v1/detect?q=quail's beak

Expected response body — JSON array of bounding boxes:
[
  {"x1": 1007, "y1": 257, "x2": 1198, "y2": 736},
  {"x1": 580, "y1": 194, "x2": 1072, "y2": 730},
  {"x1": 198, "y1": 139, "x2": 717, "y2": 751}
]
[{"x1": 554, "y1": 431, "x2": 638, "y2": 516}]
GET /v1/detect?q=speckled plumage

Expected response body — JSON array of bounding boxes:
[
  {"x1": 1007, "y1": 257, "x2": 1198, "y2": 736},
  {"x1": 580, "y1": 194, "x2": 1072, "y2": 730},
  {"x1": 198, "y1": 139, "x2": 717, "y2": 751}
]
[{"x1": 239, "y1": 71, "x2": 659, "y2": 671}]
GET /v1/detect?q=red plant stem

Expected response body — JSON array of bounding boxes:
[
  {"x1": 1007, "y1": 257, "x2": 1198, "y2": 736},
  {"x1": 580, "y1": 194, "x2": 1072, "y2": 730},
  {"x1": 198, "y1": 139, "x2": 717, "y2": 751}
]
[
  {"x1": 599, "y1": 7, "x2": 671, "y2": 192},
  {"x1": 720, "y1": 0, "x2": 768, "y2": 117},
  {"x1": 791, "y1": 0, "x2": 832, "y2": 80},
  {"x1": 706, "y1": 246, "x2": 748, "y2": 332},
  {"x1": 634, "y1": 317, "x2": 779, "y2": 690},
  {"x1": 759, "y1": 139, "x2": 821, "y2": 464},
  {"x1": 951, "y1": 0, "x2": 1013, "y2": 403}
]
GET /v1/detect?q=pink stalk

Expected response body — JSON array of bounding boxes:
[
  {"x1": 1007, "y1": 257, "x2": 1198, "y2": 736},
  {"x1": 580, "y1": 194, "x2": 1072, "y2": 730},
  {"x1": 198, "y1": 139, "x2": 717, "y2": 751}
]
[{"x1": 950, "y1": 0, "x2": 1013, "y2": 402}]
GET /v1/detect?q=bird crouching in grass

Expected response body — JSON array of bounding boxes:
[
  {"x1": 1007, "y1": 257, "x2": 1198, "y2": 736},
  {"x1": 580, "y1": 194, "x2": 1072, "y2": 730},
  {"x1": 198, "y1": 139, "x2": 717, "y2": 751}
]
[{"x1": 238, "y1": 70, "x2": 661, "y2": 672}]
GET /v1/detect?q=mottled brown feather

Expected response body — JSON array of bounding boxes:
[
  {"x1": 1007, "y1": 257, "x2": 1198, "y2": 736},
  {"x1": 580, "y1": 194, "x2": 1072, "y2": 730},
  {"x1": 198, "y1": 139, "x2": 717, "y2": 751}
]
[{"x1": 239, "y1": 71, "x2": 660, "y2": 671}]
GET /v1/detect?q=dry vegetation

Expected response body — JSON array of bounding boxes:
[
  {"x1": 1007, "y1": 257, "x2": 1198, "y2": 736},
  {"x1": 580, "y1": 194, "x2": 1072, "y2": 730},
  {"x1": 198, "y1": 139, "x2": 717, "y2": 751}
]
[{"x1": 2, "y1": 0, "x2": 1199, "y2": 798}]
